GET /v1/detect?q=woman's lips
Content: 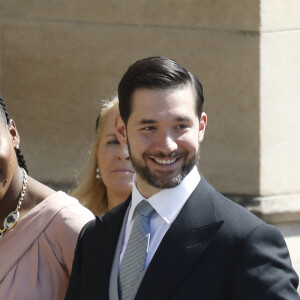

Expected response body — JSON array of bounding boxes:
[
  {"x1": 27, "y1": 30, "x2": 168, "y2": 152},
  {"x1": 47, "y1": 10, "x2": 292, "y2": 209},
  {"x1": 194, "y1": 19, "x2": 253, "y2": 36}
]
[{"x1": 113, "y1": 169, "x2": 134, "y2": 173}]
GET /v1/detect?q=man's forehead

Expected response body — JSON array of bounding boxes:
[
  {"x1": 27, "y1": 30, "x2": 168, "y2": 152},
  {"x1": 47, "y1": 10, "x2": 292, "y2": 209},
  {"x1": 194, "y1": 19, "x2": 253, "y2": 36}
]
[
  {"x1": 131, "y1": 86, "x2": 195, "y2": 106},
  {"x1": 136, "y1": 115, "x2": 194, "y2": 124}
]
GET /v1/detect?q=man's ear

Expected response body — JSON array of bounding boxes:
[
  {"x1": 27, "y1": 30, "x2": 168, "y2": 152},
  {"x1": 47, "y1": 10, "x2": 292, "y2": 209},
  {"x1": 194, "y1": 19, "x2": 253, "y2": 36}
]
[
  {"x1": 8, "y1": 119, "x2": 20, "y2": 148},
  {"x1": 199, "y1": 112, "x2": 207, "y2": 143},
  {"x1": 115, "y1": 115, "x2": 127, "y2": 145}
]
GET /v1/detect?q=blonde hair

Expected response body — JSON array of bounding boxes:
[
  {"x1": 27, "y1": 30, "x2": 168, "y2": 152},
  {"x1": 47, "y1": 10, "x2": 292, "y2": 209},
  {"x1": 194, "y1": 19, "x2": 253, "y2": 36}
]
[{"x1": 71, "y1": 96, "x2": 119, "y2": 216}]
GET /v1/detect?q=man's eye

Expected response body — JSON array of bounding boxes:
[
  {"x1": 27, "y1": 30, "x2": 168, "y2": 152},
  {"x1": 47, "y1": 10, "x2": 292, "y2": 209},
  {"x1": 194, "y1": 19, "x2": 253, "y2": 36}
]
[
  {"x1": 176, "y1": 124, "x2": 188, "y2": 129},
  {"x1": 143, "y1": 126, "x2": 156, "y2": 131},
  {"x1": 107, "y1": 140, "x2": 120, "y2": 145}
]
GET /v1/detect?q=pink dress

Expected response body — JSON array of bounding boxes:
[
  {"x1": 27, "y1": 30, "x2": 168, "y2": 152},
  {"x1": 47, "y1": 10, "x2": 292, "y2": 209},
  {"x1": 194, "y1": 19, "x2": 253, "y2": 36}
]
[{"x1": 0, "y1": 191, "x2": 94, "y2": 300}]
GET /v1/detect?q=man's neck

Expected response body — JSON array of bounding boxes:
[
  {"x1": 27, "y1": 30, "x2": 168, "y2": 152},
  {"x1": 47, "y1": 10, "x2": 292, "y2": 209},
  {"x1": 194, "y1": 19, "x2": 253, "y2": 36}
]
[
  {"x1": 134, "y1": 167, "x2": 200, "y2": 199},
  {"x1": 135, "y1": 177, "x2": 162, "y2": 199}
]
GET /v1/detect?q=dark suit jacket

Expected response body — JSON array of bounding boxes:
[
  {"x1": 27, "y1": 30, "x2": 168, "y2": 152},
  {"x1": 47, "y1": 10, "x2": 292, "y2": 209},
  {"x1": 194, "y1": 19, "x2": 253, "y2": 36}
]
[{"x1": 65, "y1": 177, "x2": 299, "y2": 299}]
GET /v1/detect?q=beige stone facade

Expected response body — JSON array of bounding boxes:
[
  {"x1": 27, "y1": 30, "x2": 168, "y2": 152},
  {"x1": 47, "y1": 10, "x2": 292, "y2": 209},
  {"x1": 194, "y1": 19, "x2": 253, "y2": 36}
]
[{"x1": 0, "y1": 0, "x2": 299, "y2": 289}]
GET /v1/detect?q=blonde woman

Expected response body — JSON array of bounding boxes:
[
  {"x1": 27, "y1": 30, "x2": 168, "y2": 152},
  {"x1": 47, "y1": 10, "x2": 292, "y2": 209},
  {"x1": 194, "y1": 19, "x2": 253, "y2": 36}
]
[{"x1": 72, "y1": 96, "x2": 134, "y2": 215}]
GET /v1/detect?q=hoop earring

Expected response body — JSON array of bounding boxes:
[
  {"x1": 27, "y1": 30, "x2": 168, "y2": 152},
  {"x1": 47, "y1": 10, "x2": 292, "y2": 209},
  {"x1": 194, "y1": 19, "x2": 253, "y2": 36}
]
[{"x1": 96, "y1": 168, "x2": 101, "y2": 179}]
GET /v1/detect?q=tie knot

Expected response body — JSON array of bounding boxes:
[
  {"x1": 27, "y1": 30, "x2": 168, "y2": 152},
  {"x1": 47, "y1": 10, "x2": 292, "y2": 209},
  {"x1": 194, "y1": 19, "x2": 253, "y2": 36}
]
[{"x1": 135, "y1": 200, "x2": 156, "y2": 218}]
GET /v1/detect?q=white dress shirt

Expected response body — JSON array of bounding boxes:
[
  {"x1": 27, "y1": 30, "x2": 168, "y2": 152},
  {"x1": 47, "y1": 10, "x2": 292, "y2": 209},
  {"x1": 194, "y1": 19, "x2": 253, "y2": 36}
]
[{"x1": 119, "y1": 166, "x2": 200, "y2": 269}]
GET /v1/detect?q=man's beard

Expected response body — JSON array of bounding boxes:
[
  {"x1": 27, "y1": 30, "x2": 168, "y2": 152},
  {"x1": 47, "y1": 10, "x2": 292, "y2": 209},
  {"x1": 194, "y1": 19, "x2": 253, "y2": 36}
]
[{"x1": 128, "y1": 143, "x2": 200, "y2": 189}]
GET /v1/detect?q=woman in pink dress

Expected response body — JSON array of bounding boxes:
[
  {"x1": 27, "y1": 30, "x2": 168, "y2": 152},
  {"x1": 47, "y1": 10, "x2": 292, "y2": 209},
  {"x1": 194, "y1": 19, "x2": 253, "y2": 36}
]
[{"x1": 0, "y1": 97, "x2": 94, "y2": 300}]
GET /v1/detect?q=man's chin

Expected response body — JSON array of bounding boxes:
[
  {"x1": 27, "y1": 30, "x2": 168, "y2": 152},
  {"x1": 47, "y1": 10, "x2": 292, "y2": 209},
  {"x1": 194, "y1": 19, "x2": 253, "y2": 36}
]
[
  {"x1": 146, "y1": 173, "x2": 184, "y2": 189},
  {"x1": 132, "y1": 157, "x2": 194, "y2": 190}
]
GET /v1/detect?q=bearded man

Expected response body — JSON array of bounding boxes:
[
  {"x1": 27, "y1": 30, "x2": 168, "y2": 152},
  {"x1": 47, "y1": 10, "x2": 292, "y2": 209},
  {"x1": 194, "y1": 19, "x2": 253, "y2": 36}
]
[{"x1": 65, "y1": 56, "x2": 299, "y2": 300}]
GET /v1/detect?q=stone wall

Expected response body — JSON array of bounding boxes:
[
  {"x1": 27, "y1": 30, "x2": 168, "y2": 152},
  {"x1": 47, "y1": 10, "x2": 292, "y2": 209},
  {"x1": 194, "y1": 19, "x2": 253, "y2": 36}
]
[
  {"x1": 0, "y1": 1, "x2": 262, "y2": 190},
  {"x1": 0, "y1": 0, "x2": 299, "y2": 288}
]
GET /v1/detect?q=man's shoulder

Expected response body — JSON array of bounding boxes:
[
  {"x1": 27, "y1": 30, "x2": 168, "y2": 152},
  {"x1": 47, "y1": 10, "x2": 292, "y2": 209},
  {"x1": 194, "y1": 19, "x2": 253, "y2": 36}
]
[
  {"x1": 191, "y1": 177, "x2": 286, "y2": 252},
  {"x1": 79, "y1": 197, "x2": 131, "y2": 242},
  {"x1": 194, "y1": 176, "x2": 265, "y2": 231}
]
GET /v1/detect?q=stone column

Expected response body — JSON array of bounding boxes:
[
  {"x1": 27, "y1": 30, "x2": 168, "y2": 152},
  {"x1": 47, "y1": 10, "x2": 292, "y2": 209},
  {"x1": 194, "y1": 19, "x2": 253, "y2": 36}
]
[{"x1": 250, "y1": 0, "x2": 300, "y2": 282}]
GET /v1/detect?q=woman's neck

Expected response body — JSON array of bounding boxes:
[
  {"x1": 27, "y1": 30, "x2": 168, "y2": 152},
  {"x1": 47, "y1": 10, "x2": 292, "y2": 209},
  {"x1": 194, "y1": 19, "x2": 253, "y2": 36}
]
[
  {"x1": 106, "y1": 190, "x2": 130, "y2": 211},
  {"x1": 0, "y1": 167, "x2": 24, "y2": 226}
]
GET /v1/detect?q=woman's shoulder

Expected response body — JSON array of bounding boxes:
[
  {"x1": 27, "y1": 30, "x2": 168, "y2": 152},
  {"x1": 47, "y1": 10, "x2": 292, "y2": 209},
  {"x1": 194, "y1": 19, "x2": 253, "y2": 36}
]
[
  {"x1": 26, "y1": 177, "x2": 94, "y2": 228},
  {"x1": 43, "y1": 192, "x2": 94, "y2": 245},
  {"x1": 37, "y1": 192, "x2": 94, "y2": 273},
  {"x1": 45, "y1": 191, "x2": 95, "y2": 229}
]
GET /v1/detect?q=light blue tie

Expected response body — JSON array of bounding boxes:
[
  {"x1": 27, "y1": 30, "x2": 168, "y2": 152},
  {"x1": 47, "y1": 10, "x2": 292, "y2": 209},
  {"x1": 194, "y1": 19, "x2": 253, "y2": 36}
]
[{"x1": 119, "y1": 200, "x2": 156, "y2": 300}]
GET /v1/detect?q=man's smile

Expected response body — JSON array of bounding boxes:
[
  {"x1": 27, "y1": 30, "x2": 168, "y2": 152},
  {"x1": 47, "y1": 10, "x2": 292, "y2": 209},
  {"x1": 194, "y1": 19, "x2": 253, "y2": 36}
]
[{"x1": 150, "y1": 157, "x2": 178, "y2": 165}]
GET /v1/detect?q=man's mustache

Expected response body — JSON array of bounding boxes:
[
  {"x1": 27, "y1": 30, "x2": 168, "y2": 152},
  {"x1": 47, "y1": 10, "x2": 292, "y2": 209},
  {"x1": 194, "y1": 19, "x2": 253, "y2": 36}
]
[{"x1": 142, "y1": 150, "x2": 187, "y2": 159}]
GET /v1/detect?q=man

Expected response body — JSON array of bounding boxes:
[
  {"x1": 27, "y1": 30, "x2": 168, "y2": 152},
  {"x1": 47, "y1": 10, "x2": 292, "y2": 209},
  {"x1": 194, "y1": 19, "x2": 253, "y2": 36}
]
[{"x1": 65, "y1": 56, "x2": 299, "y2": 299}]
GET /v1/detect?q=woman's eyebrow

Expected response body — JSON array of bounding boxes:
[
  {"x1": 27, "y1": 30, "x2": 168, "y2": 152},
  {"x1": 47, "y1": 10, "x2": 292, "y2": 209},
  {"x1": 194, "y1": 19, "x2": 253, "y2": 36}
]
[{"x1": 105, "y1": 133, "x2": 117, "y2": 138}]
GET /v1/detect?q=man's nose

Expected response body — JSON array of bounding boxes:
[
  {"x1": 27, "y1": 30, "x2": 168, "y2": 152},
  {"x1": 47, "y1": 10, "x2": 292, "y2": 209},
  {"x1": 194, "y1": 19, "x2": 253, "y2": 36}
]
[{"x1": 155, "y1": 132, "x2": 178, "y2": 154}]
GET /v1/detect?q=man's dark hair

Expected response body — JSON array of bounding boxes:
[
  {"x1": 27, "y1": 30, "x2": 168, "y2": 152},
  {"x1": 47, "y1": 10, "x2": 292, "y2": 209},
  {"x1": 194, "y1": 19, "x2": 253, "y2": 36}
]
[
  {"x1": 118, "y1": 56, "x2": 204, "y2": 124},
  {"x1": 0, "y1": 96, "x2": 28, "y2": 173}
]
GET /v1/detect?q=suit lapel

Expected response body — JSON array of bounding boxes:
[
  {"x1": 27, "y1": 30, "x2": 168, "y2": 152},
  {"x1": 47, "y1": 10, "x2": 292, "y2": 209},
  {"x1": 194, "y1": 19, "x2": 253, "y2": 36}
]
[
  {"x1": 135, "y1": 177, "x2": 224, "y2": 300},
  {"x1": 95, "y1": 196, "x2": 131, "y2": 299}
]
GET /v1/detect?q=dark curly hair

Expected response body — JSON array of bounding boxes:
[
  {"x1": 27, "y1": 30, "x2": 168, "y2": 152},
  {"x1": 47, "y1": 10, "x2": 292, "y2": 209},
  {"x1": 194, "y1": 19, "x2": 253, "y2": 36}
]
[{"x1": 0, "y1": 96, "x2": 28, "y2": 173}]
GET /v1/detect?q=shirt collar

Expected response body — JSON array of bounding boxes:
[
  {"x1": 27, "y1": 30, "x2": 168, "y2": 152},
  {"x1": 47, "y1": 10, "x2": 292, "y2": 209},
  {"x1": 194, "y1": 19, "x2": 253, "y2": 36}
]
[{"x1": 130, "y1": 166, "x2": 201, "y2": 224}]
